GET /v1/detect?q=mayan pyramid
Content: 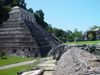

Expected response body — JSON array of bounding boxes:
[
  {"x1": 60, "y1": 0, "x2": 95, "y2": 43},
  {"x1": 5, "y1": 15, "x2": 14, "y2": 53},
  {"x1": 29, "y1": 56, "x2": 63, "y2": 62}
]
[{"x1": 0, "y1": 6, "x2": 62, "y2": 57}]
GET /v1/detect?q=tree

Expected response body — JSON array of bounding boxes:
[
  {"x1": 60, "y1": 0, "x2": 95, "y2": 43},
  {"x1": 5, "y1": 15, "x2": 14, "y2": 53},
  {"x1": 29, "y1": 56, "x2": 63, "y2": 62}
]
[
  {"x1": 0, "y1": 51, "x2": 5, "y2": 59},
  {"x1": 17, "y1": 0, "x2": 26, "y2": 9},
  {"x1": 0, "y1": 1, "x2": 10, "y2": 24},
  {"x1": 73, "y1": 28, "x2": 83, "y2": 38},
  {"x1": 45, "y1": 24, "x2": 53, "y2": 33},
  {"x1": 35, "y1": 9, "x2": 44, "y2": 20},
  {"x1": 3, "y1": 0, "x2": 14, "y2": 6},
  {"x1": 67, "y1": 33, "x2": 75, "y2": 42},
  {"x1": 0, "y1": 1, "x2": 4, "y2": 24},
  {"x1": 66, "y1": 30, "x2": 72, "y2": 36},
  {"x1": 28, "y1": 8, "x2": 33, "y2": 13},
  {"x1": 89, "y1": 25, "x2": 100, "y2": 31},
  {"x1": 0, "y1": 0, "x2": 27, "y2": 24},
  {"x1": 34, "y1": 9, "x2": 48, "y2": 28}
]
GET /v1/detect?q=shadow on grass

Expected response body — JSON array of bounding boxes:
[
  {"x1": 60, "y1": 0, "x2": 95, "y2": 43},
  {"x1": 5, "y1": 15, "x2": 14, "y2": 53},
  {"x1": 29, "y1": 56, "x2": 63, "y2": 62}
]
[{"x1": 1, "y1": 57, "x2": 7, "y2": 59}]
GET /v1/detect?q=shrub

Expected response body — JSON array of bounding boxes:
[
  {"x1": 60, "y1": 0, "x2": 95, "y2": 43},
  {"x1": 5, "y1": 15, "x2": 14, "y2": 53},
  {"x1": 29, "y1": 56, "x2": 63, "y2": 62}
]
[{"x1": 0, "y1": 51, "x2": 5, "y2": 59}]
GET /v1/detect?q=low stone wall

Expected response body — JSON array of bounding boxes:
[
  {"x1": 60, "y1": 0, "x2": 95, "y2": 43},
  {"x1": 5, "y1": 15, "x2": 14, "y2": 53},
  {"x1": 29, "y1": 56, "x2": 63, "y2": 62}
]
[{"x1": 52, "y1": 44, "x2": 100, "y2": 61}]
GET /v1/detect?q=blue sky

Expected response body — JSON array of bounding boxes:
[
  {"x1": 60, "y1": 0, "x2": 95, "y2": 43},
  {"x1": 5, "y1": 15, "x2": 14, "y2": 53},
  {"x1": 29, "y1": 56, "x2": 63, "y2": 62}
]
[{"x1": 25, "y1": 0, "x2": 100, "y2": 32}]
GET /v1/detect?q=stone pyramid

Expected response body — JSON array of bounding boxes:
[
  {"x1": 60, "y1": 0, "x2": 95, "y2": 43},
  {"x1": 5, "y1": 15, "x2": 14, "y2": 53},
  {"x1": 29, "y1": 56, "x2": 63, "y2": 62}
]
[{"x1": 0, "y1": 6, "x2": 62, "y2": 57}]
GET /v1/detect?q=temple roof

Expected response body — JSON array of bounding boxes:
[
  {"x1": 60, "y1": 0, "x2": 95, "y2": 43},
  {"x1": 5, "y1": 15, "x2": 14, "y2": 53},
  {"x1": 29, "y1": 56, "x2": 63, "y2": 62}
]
[
  {"x1": 93, "y1": 28, "x2": 100, "y2": 31},
  {"x1": 9, "y1": 6, "x2": 34, "y2": 17}
]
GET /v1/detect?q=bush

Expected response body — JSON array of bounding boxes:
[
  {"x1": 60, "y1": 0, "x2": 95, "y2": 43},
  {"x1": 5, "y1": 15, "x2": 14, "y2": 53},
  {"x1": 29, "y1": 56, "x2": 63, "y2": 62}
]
[{"x1": 0, "y1": 51, "x2": 5, "y2": 59}]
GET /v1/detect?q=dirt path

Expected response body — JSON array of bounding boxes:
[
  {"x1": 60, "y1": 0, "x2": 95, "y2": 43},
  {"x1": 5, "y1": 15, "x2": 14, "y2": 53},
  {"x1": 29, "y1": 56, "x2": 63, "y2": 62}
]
[
  {"x1": 0, "y1": 57, "x2": 52, "y2": 70},
  {"x1": 21, "y1": 58, "x2": 56, "y2": 75}
]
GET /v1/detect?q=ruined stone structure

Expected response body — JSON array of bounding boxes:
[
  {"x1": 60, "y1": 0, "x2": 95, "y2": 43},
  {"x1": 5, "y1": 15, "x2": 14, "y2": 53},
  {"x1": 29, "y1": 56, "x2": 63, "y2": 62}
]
[
  {"x1": 84, "y1": 28, "x2": 100, "y2": 40},
  {"x1": 9, "y1": 6, "x2": 35, "y2": 22},
  {"x1": 75, "y1": 28, "x2": 100, "y2": 42},
  {"x1": 0, "y1": 6, "x2": 62, "y2": 57},
  {"x1": 54, "y1": 47, "x2": 100, "y2": 75}
]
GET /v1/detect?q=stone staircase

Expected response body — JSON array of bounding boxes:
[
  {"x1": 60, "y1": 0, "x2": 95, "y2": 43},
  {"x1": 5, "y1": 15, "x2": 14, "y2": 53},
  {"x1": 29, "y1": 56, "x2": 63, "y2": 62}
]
[
  {"x1": 0, "y1": 20, "x2": 40, "y2": 57},
  {"x1": 0, "y1": 19, "x2": 62, "y2": 57},
  {"x1": 25, "y1": 20, "x2": 62, "y2": 57}
]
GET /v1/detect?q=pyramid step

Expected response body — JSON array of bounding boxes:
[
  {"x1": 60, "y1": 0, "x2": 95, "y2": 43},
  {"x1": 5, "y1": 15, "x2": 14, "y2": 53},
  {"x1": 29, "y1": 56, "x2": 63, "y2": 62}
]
[
  {"x1": 0, "y1": 26, "x2": 28, "y2": 28},
  {"x1": 0, "y1": 46, "x2": 39, "y2": 50},
  {"x1": 0, "y1": 34, "x2": 31, "y2": 36},
  {"x1": 0, "y1": 41, "x2": 35, "y2": 43},
  {"x1": 3, "y1": 21, "x2": 24, "y2": 25},
  {"x1": 0, "y1": 27, "x2": 28, "y2": 31},
  {"x1": 0, "y1": 42, "x2": 37, "y2": 47},
  {"x1": 0, "y1": 45, "x2": 39, "y2": 49},
  {"x1": 0, "y1": 38, "x2": 35, "y2": 42},
  {"x1": 0, "y1": 37, "x2": 33, "y2": 39},
  {"x1": 0, "y1": 29, "x2": 30, "y2": 32},
  {"x1": 0, "y1": 31, "x2": 31, "y2": 34},
  {"x1": 1, "y1": 24, "x2": 26, "y2": 27},
  {"x1": 0, "y1": 28, "x2": 29, "y2": 31}
]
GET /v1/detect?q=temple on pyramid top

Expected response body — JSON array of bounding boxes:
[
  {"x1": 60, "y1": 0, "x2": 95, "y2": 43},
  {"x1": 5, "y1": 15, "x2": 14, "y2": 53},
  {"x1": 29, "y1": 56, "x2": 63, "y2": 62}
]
[{"x1": 9, "y1": 6, "x2": 35, "y2": 22}]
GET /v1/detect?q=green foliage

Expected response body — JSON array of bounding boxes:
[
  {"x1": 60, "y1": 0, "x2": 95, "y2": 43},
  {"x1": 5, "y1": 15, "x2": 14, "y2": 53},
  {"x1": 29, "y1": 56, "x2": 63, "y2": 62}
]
[
  {"x1": 62, "y1": 37, "x2": 67, "y2": 42},
  {"x1": 45, "y1": 24, "x2": 53, "y2": 33},
  {"x1": 34, "y1": 9, "x2": 48, "y2": 28},
  {"x1": 0, "y1": 51, "x2": 5, "y2": 59},
  {"x1": 52, "y1": 28, "x2": 83, "y2": 42},
  {"x1": 28, "y1": 8, "x2": 33, "y2": 13},
  {"x1": 89, "y1": 33, "x2": 94, "y2": 40},
  {"x1": 67, "y1": 28, "x2": 83, "y2": 42},
  {"x1": 3, "y1": 0, "x2": 14, "y2": 6},
  {"x1": 53, "y1": 28, "x2": 64, "y2": 37},
  {"x1": 67, "y1": 33, "x2": 75, "y2": 42},
  {"x1": 73, "y1": 28, "x2": 83, "y2": 38}
]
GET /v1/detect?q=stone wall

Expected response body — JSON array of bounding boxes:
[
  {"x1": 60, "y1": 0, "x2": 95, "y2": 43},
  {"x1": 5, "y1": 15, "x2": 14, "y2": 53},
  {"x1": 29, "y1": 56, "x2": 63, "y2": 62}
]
[{"x1": 53, "y1": 44, "x2": 100, "y2": 61}]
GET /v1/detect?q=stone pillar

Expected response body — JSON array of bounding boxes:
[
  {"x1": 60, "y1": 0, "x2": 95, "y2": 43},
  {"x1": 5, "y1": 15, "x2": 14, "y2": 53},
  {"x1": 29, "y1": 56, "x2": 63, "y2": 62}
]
[
  {"x1": 32, "y1": 18, "x2": 33, "y2": 22},
  {"x1": 84, "y1": 31, "x2": 88, "y2": 40},
  {"x1": 29, "y1": 16, "x2": 30, "y2": 21},
  {"x1": 95, "y1": 32, "x2": 98, "y2": 40},
  {"x1": 23, "y1": 14, "x2": 25, "y2": 19},
  {"x1": 34, "y1": 18, "x2": 36, "y2": 22}
]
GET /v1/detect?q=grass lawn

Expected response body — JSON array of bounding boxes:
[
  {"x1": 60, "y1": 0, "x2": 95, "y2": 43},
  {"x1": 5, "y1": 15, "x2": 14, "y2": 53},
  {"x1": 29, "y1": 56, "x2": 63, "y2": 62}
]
[
  {"x1": 0, "y1": 56, "x2": 51, "y2": 67},
  {"x1": 68, "y1": 40, "x2": 100, "y2": 45},
  {"x1": 0, "y1": 61, "x2": 39, "y2": 75}
]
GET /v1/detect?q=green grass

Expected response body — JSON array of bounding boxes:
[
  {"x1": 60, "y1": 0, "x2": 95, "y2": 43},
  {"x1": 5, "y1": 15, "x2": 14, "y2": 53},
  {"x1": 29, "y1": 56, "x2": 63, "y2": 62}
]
[
  {"x1": 0, "y1": 61, "x2": 39, "y2": 75},
  {"x1": 68, "y1": 40, "x2": 100, "y2": 45},
  {"x1": 0, "y1": 56, "x2": 51, "y2": 67},
  {"x1": 0, "y1": 56, "x2": 34, "y2": 67}
]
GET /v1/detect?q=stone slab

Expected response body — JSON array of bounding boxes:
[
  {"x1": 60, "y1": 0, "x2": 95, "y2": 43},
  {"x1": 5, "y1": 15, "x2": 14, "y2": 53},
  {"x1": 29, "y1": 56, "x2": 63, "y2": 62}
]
[
  {"x1": 21, "y1": 69, "x2": 43, "y2": 75},
  {"x1": 37, "y1": 64, "x2": 56, "y2": 67},
  {"x1": 41, "y1": 67, "x2": 56, "y2": 71},
  {"x1": 43, "y1": 71, "x2": 54, "y2": 75}
]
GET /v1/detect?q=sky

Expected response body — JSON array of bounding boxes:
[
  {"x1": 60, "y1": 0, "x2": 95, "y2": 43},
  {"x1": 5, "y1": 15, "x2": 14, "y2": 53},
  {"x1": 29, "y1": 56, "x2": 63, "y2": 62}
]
[{"x1": 25, "y1": 0, "x2": 100, "y2": 32}]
